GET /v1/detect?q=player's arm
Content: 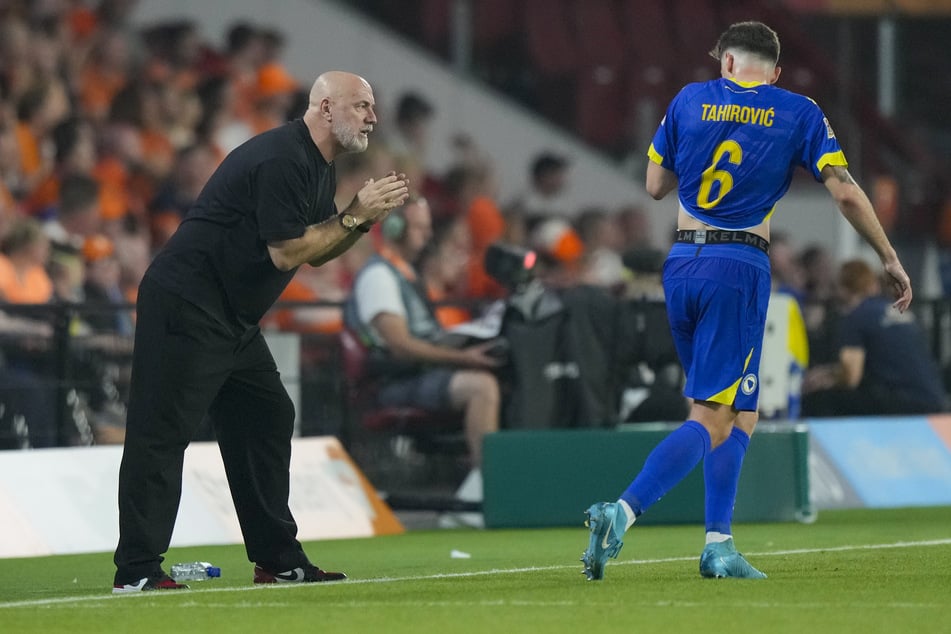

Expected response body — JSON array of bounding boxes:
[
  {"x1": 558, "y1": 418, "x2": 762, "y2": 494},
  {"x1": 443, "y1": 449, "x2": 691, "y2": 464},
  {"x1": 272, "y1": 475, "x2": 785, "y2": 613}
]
[
  {"x1": 646, "y1": 161, "x2": 678, "y2": 200},
  {"x1": 821, "y1": 165, "x2": 912, "y2": 311}
]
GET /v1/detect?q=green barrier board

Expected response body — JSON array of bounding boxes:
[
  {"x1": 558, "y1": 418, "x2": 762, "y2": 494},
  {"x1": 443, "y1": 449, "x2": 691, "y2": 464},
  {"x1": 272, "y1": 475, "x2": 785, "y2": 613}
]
[{"x1": 483, "y1": 423, "x2": 812, "y2": 528}]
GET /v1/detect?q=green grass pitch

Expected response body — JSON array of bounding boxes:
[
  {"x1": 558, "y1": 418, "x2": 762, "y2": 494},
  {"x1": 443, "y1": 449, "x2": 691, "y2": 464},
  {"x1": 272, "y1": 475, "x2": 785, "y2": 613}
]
[{"x1": 1, "y1": 507, "x2": 949, "y2": 633}]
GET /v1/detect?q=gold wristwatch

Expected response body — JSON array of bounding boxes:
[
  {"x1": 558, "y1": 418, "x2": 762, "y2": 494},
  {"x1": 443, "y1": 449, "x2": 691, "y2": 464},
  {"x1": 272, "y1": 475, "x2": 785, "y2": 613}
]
[{"x1": 338, "y1": 213, "x2": 370, "y2": 233}]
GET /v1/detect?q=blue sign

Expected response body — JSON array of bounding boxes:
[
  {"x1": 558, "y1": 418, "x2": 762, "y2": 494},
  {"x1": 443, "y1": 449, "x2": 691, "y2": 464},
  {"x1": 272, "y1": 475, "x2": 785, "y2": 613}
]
[{"x1": 807, "y1": 417, "x2": 951, "y2": 507}]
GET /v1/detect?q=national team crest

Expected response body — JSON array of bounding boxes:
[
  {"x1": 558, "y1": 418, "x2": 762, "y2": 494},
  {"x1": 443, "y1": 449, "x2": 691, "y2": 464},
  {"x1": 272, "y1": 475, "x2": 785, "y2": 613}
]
[{"x1": 741, "y1": 373, "x2": 758, "y2": 395}]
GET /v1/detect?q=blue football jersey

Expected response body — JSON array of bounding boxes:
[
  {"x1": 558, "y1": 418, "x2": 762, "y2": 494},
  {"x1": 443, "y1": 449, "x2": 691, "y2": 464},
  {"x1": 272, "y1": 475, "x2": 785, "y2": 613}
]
[{"x1": 648, "y1": 78, "x2": 847, "y2": 230}]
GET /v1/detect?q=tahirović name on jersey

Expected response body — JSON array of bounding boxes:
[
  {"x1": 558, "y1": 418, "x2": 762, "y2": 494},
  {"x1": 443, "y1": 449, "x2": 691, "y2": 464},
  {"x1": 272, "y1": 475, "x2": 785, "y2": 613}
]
[{"x1": 701, "y1": 104, "x2": 775, "y2": 126}]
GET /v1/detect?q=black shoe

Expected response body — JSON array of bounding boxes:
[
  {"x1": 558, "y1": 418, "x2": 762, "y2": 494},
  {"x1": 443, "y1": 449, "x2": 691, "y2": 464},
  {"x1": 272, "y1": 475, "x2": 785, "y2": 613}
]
[{"x1": 253, "y1": 562, "x2": 347, "y2": 584}]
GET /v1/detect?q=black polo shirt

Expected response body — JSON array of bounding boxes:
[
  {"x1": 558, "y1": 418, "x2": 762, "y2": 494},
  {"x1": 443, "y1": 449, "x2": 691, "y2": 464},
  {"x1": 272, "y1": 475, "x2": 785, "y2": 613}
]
[{"x1": 147, "y1": 119, "x2": 337, "y2": 328}]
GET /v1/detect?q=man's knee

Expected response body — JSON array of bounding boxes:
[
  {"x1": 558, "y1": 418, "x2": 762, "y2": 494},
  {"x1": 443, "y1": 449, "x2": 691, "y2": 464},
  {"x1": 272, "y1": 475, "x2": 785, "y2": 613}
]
[
  {"x1": 733, "y1": 409, "x2": 759, "y2": 436},
  {"x1": 449, "y1": 370, "x2": 500, "y2": 407},
  {"x1": 454, "y1": 371, "x2": 500, "y2": 439},
  {"x1": 215, "y1": 389, "x2": 296, "y2": 438},
  {"x1": 473, "y1": 371, "x2": 500, "y2": 403},
  {"x1": 689, "y1": 400, "x2": 738, "y2": 446}
]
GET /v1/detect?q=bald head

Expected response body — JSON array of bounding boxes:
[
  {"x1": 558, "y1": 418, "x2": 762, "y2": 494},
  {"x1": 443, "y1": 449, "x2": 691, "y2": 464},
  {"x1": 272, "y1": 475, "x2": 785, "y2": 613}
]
[
  {"x1": 303, "y1": 71, "x2": 377, "y2": 160},
  {"x1": 308, "y1": 71, "x2": 371, "y2": 108}
]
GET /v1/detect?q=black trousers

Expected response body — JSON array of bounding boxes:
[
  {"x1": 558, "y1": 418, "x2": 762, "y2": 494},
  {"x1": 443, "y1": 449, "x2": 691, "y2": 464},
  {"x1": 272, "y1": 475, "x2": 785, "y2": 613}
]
[{"x1": 114, "y1": 277, "x2": 305, "y2": 583}]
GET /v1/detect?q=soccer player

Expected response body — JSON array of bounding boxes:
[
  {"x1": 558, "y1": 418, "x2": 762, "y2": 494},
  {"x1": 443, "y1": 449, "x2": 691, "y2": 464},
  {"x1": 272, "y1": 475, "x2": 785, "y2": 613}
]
[{"x1": 581, "y1": 21, "x2": 912, "y2": 580}]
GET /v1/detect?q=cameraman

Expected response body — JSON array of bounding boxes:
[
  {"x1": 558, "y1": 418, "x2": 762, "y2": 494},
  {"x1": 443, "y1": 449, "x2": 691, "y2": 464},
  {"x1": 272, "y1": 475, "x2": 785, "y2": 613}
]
[{"x1": 343, "y1": 197, "x2": 502, "y2": 477}]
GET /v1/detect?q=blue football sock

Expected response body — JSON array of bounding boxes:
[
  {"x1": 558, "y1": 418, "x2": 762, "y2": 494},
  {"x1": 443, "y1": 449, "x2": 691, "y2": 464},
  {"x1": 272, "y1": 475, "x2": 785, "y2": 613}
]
[
  {"x1": 703, "y1": 426, "x2": 750, "y2": 535},
  {"x1": 619, "y1": 420, "x2": 711, "y2": 517}
]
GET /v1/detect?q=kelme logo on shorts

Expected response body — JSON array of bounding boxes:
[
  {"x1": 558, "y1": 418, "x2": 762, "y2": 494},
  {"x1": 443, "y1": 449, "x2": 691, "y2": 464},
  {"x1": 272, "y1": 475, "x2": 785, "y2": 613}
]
[{"x1": 741, "y1": 373, "x2": 757, "y2": 395}]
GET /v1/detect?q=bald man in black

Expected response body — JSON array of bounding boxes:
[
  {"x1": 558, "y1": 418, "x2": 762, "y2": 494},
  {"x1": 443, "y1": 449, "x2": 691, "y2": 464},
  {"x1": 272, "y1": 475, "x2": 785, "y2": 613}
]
[{"x1": 113, "y1": 72, "x2": 408, "y2": 593}]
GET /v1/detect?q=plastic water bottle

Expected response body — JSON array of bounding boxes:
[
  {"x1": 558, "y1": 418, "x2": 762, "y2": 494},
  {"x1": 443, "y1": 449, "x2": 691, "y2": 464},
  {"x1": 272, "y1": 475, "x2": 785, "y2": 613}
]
[{"x1": 170, "y1": 561, "x2": 221, "y2": 582}]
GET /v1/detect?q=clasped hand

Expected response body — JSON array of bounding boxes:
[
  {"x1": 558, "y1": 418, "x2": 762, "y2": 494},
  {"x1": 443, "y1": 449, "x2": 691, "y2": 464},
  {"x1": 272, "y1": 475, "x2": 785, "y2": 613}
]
[{"x1": 352, "y1": 172, "x2": 410, "y2": 225}]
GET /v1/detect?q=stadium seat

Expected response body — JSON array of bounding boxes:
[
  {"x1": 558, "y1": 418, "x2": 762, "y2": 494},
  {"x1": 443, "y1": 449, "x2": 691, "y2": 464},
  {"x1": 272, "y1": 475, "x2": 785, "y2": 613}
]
[
  {"x1": 338, "y1": 327, "x2": 455, "y2": 433},
  {"x1": 520, "y1": 0, "x2": 581, "y2": 128},
  {"x1": 337, "y1": 327, "x2": 466, "y2": 480},
  {"x1": 575, "y1": 66, "x2": 627, "y2": 152},
  {"x1": 571, "y1": 0, "x2": 626, "y2": 68},
  {"x1": 419, "y1": 0, "x2": 451, "y2": 56},
  {"x1": 620, "y1": 0, "x2": 678, "y2": 65},
  {"x1": 717, "y1": 0, "x2": 771, "y2": 27},
  {"x1": 523, "y1": 0, "x2": 580, "y2": 76},
  {"x1": 473, "y1": 0, "x2": 520, "y2": 50},
  {"x1": 564, "y1": 0, "x2": 629, "y2": 151},
  {"x1": 669, "y1": 0, "x2": 721, "y2": 84},
  {"x1": 618, "y1": 0, "x2": 678, "y2": 126}
]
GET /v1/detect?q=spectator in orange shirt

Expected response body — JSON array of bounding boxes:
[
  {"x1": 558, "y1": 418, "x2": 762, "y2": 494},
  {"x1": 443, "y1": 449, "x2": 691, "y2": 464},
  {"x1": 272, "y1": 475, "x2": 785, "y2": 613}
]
[
  {"x1": 110, "y1": 81, "x2": 175, "y2": 183},
  {"x1": 78, "y1": 26, "x2": 135, "y2": 122},
  {"x1": 94, "y1": 121, "x2": 144, "y2": 222},
  {"x1": 196, "y1": 74, "x2": 253, "y2": 157},
  {"x1": 14, "y1": 79, "x2": 70, "y2": 194},
  {"x1": 224, "y1": 22, "x2": 267, "y2": 132},
  {"x1": 139, "y1": 22, "x2": 207, "y2": 150},
  {"x1": 23, "y1": 116, "x2": 98, "y2": 217},
  {"x1": 443, "y1": 162, "x2": 507, "y2": 300},
  {"x1": 140, "y1": 20, "x2": 203, "y2": 91},
  {"x1": 420, "y1": 215, "x2": 474, "y2": 329},
  {"x1": 0, "y1": 217, "x2": 57, "y2": 445},
  {"x1": 250, "y1": 62, "x2": 300, "y2": 134},
  {"x1": 0, "y1": 217, "x2": 53, "y2": 304},
  {"x1": 0, "y1": 117, "x2": 22, "y2": 225}
]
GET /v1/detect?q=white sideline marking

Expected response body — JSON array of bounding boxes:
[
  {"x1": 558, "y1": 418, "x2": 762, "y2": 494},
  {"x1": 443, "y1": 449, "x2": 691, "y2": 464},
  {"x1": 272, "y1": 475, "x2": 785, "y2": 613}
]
[{"x1": 1, "y1": 538, "x2": 949, "y2": 610}]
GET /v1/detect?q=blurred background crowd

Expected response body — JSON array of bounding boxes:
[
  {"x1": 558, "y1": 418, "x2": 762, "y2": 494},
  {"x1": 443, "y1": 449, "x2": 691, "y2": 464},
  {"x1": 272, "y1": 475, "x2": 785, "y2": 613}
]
[{"x1": 0, "y1": 0, "x2": 949, "y2": 455}]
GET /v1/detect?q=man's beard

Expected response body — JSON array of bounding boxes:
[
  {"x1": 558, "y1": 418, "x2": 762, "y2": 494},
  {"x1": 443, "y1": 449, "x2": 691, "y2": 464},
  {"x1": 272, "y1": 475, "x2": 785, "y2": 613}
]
[{"x1": 333, "y1": 120, "x2": 368, "y2": 153}]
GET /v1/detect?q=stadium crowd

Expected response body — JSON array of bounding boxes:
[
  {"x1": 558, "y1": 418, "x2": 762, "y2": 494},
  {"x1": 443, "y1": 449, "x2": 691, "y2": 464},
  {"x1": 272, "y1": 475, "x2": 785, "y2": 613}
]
[
  {"x1": 0, "y1": 1, "x2": 946, "y2": 450},
  {"x1": 0, "y1": 0, "x2": 660, "y2": 327},
  {"x1": 0, "y1": 0, "x2": 662, "y2": 445}
]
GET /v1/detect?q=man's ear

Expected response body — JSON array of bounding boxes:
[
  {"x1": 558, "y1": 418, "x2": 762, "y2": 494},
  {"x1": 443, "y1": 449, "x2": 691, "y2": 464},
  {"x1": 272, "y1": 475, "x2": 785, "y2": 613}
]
[
  {"x1": 722, "y1": 52, "x2": 734, "y2": 75},
  {"x1": 770, "y1": 65, "x2": 782, "y2": 85},
  {"x1": 320, "y1": 97, "x2": 333, "y2": 121}
]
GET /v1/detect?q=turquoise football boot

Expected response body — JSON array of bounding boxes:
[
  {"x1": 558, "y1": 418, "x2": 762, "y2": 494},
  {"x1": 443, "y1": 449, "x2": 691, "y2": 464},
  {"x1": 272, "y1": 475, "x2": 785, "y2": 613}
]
[
  {"x1": 699, "y1": 539, "x2": 767, "y2": 579},
  {"x1": 581, "y1": 502, "x2": 626, "y2": 581}
]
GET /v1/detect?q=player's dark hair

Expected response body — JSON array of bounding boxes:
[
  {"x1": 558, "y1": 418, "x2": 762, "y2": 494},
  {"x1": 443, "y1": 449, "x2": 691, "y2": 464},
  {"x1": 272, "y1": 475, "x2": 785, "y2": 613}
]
[{"x1": 709, "y1": 21, "x2": 780, "y2": 65}]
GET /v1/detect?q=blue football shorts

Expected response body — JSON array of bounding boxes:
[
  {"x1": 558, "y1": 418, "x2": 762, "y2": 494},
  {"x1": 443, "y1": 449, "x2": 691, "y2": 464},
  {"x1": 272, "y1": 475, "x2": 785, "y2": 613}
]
[{"x1": 662, "y1": 242, "x2": 771, "y2": 411}]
